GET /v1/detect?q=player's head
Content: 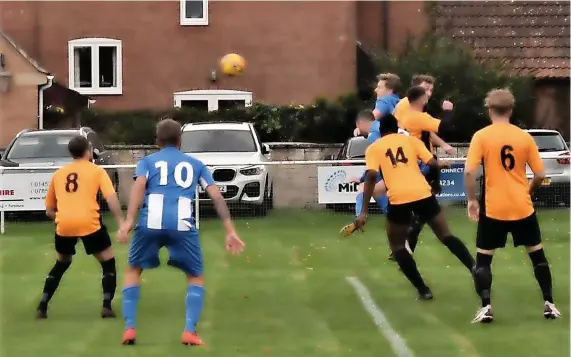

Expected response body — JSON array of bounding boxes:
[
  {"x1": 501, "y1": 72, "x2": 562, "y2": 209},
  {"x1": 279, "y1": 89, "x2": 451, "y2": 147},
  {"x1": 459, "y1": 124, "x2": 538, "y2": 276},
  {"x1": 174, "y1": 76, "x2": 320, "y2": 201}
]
[
  {"x1": 379, "y1": 114, "x2": 399, "y2": 135},
  {"x1": 355, "y1": 110, "x2": 375, "y2": 135},
  {"x1": 406, "y1": 86, "x2": 428, "y2": 111},
  {"x1": 156, "y1": 118, "x2": 182, "y2": 148},
  {"x1": 411, "y1": 74, "x2": 435, "y2": 100},
  {"x1": 68, "y1": 135, "x2": 92, "y2": 161},
  {"x1": 375, "y1": 73, "x2": 400, "y2": 99},
  {"x1": 485, "y1": 88, "x2": 515, "y2": 121}
]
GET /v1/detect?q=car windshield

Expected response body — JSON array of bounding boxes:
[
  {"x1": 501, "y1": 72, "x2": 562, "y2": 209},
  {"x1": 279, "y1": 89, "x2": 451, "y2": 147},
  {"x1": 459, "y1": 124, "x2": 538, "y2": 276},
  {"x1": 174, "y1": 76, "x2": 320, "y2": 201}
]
[
  {"x1": 6, "y1": 133, "x2": 75, "y2": 160},
  {"x1": 181, "y1": 130, "x2": 257, "y2": 153},
  {"x1": 531, "y1": 132, "x2": 567, "y2": 152},
  {"x1": 347, "y1": 138, "x2": 370, "y2": 158}
]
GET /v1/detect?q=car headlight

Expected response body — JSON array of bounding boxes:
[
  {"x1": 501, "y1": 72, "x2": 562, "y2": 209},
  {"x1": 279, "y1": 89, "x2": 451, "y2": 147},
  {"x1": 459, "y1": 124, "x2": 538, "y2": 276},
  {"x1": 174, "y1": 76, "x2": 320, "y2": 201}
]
[{"x1": 240, "y1": 166, "x2": 263, "y2": 175}]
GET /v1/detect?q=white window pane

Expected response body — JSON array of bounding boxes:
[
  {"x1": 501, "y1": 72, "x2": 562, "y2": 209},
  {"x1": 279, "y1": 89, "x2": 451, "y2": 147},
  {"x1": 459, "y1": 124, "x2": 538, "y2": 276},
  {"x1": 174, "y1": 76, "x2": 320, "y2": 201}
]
[
  {"x1": 74, "y1": 47, "x2": 92, "y2": 88},
  {"x1": 185, "y1": 0, "x2": 204, "y2": 19},
  {"x1": 99, "y1": 46, "x2": 117, "y2": 88}
]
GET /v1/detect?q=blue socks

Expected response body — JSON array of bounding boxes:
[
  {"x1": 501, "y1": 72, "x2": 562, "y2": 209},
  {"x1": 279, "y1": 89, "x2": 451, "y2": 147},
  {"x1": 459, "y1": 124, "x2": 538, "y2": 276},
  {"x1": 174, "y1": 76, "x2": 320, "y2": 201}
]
[
  {"x1": 355, "y1": 192, "x2": 389, "y2": 217},
  {"x1": 122, "y1": 285, "x2": 140, "y2": 329},
  {"x1": 185, "y1": 285, "x2": 205, "y2": 333},
  {"x1": 355, "y1": 192, "x2": 364, "y2": 216}
]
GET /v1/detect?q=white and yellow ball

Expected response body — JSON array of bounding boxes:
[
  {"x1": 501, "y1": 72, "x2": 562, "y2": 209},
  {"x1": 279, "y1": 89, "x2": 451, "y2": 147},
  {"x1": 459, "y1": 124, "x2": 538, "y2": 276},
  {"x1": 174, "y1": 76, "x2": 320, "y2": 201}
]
[{"x1": 220, "y1": 53, "x2": 246, "y2": 76}]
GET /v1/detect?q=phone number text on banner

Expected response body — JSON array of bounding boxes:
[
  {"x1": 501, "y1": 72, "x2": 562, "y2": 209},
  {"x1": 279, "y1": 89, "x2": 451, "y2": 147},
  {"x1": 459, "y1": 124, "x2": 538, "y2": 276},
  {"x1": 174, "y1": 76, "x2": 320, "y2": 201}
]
[
  {"x1": 0, "y1": 171, "x2": 53, "y2": 211},
  {"x1": 317, "y1": 164, "x2": 466, "y2": 204}
]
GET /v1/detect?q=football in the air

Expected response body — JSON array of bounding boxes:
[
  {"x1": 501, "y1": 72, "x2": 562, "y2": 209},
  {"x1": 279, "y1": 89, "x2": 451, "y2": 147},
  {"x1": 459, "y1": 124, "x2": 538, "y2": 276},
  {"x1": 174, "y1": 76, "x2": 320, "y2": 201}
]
[{"x1": 220, "y1": 53, "x2": 246, "y2": 76}]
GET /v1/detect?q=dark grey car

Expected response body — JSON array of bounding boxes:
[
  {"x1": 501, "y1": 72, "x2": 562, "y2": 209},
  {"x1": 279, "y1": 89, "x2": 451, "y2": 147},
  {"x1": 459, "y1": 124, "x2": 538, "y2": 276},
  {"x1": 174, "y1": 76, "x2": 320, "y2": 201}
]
[{"x1": 0, "y1": 128, "x2": 119, "y2": 209}]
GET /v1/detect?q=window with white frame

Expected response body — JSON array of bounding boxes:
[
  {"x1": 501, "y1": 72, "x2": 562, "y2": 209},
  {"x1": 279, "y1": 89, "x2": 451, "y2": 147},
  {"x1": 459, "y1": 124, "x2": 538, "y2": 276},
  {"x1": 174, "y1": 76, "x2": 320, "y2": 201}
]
[
  {"x1": 68, "y1": 38, "x2": 122, "y2": 95},
  {"x1": 180, "y1": 0, "x2": 208, "y2": 26},
  {"x1": 173, "y1": 90, "x2": 252, "y2": 111}
]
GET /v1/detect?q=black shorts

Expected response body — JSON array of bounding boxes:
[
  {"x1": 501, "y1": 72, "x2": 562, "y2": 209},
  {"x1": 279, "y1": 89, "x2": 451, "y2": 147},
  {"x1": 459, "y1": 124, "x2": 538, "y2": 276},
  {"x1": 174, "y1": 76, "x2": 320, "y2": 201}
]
[
  {"x1": 387, "y1": 195, "x2": 442, "y2": 225},
  {"x1": 476, "y1": 213, "x2": 542, "y2": 250},
  {"x1": 54, "y1": 226, "x2": 112, "y2": 256}
]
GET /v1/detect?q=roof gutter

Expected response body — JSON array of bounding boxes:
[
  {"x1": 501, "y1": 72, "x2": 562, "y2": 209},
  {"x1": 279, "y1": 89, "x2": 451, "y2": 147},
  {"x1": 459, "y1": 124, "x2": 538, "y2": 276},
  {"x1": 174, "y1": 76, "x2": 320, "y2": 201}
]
[{"x1": 38, "y1": 75, "x2": 54, "y2": 129}]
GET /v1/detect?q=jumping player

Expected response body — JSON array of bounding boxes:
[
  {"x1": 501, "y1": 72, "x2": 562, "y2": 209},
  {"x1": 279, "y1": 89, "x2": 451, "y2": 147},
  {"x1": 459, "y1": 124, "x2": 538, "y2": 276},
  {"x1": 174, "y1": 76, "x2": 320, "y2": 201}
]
[
  {"x1": 118, "y1": 119, "x2": 245, "y2": 345},
  {"x1": 393, "y1": 75, "x2": 455, "y2": 257},
  {"x1": 36, "y1": 136, "x2": 122, "y2": 319},
  {"x1": 465, "y1": 89, "x2": 561, "y2": 323},
  {"x1": 354, "y1": 115, "x2": 475, "y2": 299}
]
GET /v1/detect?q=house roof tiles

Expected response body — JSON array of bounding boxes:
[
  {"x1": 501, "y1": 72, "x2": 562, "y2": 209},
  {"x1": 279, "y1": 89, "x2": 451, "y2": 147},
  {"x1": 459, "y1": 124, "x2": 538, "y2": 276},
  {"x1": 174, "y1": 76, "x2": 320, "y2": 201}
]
[{"x1": 435, "y1": 1, "x2": 570, "y2": 78}]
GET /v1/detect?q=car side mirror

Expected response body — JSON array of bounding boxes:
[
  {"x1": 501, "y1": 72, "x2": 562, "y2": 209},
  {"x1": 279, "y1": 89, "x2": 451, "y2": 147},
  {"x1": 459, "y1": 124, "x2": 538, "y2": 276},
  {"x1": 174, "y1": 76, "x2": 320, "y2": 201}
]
[
  {"x1": 93, "y1": 148, "x2": 101, "y2": 160},
  {"x1": 261, "y1": 144, "x2": 270, "y2": 155}
]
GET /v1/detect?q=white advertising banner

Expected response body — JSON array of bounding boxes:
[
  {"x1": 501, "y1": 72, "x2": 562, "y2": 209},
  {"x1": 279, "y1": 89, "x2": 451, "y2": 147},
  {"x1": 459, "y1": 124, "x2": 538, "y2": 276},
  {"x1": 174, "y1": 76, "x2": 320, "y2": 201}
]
[
  {"x1": 0, "y1": 171, "x2": 53, "y2": 211},
  {"x1": 317, "y1": 165, "x2": 375, "y2": 204}
]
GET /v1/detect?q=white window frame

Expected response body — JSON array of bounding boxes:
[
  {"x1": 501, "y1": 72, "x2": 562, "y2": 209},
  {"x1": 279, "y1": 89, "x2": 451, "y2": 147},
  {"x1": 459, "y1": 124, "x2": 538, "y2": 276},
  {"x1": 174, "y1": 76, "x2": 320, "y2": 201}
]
[
  {"x1": 180, "y1": 0, "x2": 209, "y2": 26},
  {"x1": 68, "y1": 38, "x2": 123, "y2": 95},
  {"x1": 173, "y1": 89, "x2": 252, "y2": 111}
]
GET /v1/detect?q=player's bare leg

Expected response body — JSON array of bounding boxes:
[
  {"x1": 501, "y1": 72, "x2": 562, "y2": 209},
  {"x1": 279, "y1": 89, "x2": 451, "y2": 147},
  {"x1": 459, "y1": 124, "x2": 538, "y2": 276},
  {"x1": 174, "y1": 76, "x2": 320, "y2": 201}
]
[
  {"x1": 387, "y1": 221, "x2": 432, "y2": 300},
  {"x1": 472, "y1": 248, "x2": 494, "y2": 323},
  {"x1": 182, "y1": 275, "x2": 205, "y2": 346},
  {"x1": 94, "y1": 247, "x2": 117, "y2": 318},
  {"x1": 525, "y1": 244, "x2": 561, "y2": 319},
  {"x1": 427, "y1": 211, "x2": 476, "y2": 272},
  {"x1": 121, "y1": 266, "x2": 142, "y2": 345},
  {"x1": 36, "y1": 253, "x2": 72, "y2": 319}
]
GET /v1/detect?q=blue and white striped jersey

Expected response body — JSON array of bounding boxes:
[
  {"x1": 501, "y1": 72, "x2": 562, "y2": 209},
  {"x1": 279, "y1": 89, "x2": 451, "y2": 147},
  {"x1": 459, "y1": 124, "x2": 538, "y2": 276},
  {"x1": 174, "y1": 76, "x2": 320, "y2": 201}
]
[{"x1": 134, "y1": 146, "x2": 215, "y2": 232}]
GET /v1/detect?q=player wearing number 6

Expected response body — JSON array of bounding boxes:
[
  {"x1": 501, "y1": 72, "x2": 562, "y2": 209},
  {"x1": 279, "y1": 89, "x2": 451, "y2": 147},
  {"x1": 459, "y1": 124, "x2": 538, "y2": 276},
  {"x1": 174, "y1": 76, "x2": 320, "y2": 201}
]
[
  {"x1": 36, "y1": 136, "x2": 123, "y2": 319},
  {"x1": 117, "y1": 119, "x2": 244, "y2": 346},
  {"x1": 464, "y1": 89, "x2": 560, "y2": 323}
]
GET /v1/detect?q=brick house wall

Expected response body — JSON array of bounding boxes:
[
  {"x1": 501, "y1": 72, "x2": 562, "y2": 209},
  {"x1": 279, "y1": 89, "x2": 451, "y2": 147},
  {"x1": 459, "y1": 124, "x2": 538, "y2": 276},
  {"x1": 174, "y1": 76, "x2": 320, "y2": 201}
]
[
  {"x1": 0, "y1": 1, "x2": 359, "y2": 110},
  {"x1": 0, "y1": 33, "x2": 48, "y2": 147}
]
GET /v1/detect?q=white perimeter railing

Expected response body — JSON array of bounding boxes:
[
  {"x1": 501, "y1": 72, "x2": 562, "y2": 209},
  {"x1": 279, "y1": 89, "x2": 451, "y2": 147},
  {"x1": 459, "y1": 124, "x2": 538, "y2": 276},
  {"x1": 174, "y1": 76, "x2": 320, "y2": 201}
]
[{"x1": 1, "y1": 156, "x2": 569, "y2": 234}]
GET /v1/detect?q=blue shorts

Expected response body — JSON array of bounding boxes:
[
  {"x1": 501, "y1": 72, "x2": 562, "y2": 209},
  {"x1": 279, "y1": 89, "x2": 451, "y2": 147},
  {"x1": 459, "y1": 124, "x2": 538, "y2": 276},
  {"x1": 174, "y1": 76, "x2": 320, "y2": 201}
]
[{"x1": 128, "y1": 226, "x2": 203, "y2": 276}]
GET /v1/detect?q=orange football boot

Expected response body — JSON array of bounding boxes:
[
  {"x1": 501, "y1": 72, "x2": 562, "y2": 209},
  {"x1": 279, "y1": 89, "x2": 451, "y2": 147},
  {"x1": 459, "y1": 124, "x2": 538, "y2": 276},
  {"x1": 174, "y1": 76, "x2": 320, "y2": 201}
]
[
  {"x1": 181, "y1": 331, "x2": 204, "y2": 346},
  {"x1": 121, "y1": 328, "x2": 136, "y2": 345}
]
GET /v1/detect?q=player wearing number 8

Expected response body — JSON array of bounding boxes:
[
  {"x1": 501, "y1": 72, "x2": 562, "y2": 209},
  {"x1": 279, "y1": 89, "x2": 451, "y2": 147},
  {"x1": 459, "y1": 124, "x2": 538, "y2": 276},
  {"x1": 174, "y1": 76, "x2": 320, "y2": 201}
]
[
  {"x1": 37, "y1": 136, "x2": 123, "y2": 319},
  {"x1": 117, "y1": 119, "x2": 244, "y2": 346},
  {"x1": 465, "y1": 88, "x2": 560, "y2": 323}
]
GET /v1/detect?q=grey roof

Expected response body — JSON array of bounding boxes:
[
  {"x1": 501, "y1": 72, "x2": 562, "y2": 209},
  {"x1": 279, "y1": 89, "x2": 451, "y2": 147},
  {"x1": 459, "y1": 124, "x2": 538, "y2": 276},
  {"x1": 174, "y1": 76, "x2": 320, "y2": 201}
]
[{"x1": 0, "y1": 29, "x2": 49, "y2": 74}]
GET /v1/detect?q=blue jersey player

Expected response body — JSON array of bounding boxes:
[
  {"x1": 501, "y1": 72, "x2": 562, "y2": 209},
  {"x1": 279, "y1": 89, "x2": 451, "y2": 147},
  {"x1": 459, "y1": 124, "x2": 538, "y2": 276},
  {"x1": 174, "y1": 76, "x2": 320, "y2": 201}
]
[{"x1": 117, "y1": 119, "x2": 244, "y2": 346}]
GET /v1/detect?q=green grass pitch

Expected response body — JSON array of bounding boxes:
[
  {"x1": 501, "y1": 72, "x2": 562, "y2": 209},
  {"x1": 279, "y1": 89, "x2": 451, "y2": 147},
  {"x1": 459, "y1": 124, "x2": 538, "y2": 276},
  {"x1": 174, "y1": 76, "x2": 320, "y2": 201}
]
[{"x1": 1, "y1": 208, "x2": 569, "y2": 357}]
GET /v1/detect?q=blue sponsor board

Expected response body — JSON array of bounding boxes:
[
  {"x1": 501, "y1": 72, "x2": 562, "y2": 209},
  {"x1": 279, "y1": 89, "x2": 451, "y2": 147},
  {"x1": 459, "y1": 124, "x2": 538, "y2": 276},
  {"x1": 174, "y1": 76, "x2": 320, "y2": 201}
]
[{"x1": 436, "y1": 163, "x2": 466, "y2": 202}]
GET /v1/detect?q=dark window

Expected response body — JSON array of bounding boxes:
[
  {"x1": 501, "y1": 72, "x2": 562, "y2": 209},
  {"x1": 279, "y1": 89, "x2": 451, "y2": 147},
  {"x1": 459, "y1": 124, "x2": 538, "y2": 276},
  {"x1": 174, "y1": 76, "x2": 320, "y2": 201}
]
[
  {"x1": 218, "y1": 100, "x2": 246, "y2": 110},
  {"x1": 7, "y1": 134, "x2": 75, "y2": 160},
  {"x1": 185, "y1": 0, "x2": 204, "y2": 18},
  {"x1": 74, "y1": 47, "x2": 92, "y2": 88},
  {"x1": 347, "y1": 138, "x2": 370, "y2": 158},
  {"x1": 530, "y1": 132, "x2": 567, "y2": 152},
  {"x1": 181, "y1": 100, "x2": 209, "y2": 111},
  {"x1": 99, "y1": 46, "x2": 117, "y2": 88},
  {"x1": 181, "y1": 130, "x2": 257, "y2": 153}
]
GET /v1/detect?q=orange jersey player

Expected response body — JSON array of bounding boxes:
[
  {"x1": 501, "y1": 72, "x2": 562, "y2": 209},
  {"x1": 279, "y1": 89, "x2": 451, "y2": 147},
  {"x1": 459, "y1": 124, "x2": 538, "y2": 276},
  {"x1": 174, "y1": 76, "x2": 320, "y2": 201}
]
[
  {"x1": 354, "y1": 114, "x2": 475, "y2": 300},
  {"x1": 36, "y1": 135, "x2": 124, "y2": 319},
  {"x1": 465, "y1": 88, "x2": 561, "y2": 323}
]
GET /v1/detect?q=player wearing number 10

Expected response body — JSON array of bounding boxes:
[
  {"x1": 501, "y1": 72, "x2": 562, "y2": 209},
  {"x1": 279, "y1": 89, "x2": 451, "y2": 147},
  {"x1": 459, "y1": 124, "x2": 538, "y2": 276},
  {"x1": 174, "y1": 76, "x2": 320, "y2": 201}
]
[
  {"x1": 464, "y1": 89, "x2": 560, "y2": 323},
  {"x1": 118, "y1": 119, "x2": 245, "y2": 346}
]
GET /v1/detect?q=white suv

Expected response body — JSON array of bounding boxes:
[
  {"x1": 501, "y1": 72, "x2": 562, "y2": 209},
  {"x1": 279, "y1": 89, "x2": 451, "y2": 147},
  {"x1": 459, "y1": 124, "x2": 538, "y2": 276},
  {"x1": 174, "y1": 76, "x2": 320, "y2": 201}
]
[{"x1": 181, "y1": 122, "x2": 274, "y2": 214}]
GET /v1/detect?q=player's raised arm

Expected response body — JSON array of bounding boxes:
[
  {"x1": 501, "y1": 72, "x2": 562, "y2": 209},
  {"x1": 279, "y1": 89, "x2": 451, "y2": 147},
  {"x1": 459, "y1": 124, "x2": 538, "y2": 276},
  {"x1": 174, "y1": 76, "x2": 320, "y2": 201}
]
[
  {"x1": 464, "y1": 132, "x2": 484, "y2": 221},
  {"x1": 45, "y1": 176, "x2": 57, "y2": 220},
  {"x1": 526, "y1": 134, "x2": 546, "y2": 196},
  {"x1": 412, "y1": 136, "x2": 448, "y2": 169},
  {"x1": 405, "y1": 86, "x2": 456, "y2": 136},
  {"x1": 202, "y1": 164, "x2": 244, "y2": 254}
]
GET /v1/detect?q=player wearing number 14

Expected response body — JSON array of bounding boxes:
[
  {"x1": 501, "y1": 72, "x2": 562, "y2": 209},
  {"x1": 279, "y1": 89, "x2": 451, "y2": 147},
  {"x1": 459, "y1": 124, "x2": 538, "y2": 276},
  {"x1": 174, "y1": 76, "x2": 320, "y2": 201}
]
[{"x1": 117, "y1": 119, "x2": 245, "y2": 346}]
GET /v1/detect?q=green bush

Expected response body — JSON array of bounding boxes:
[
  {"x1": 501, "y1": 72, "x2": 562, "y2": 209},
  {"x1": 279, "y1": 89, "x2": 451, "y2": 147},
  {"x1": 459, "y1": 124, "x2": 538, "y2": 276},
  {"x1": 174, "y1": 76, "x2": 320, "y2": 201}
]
[
  {"x1": 371, "y1": 34, "x2": 535, "y2": 142},
  {"x1": 81, "y1": 97, "x2": 368, "y2": 145}
]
